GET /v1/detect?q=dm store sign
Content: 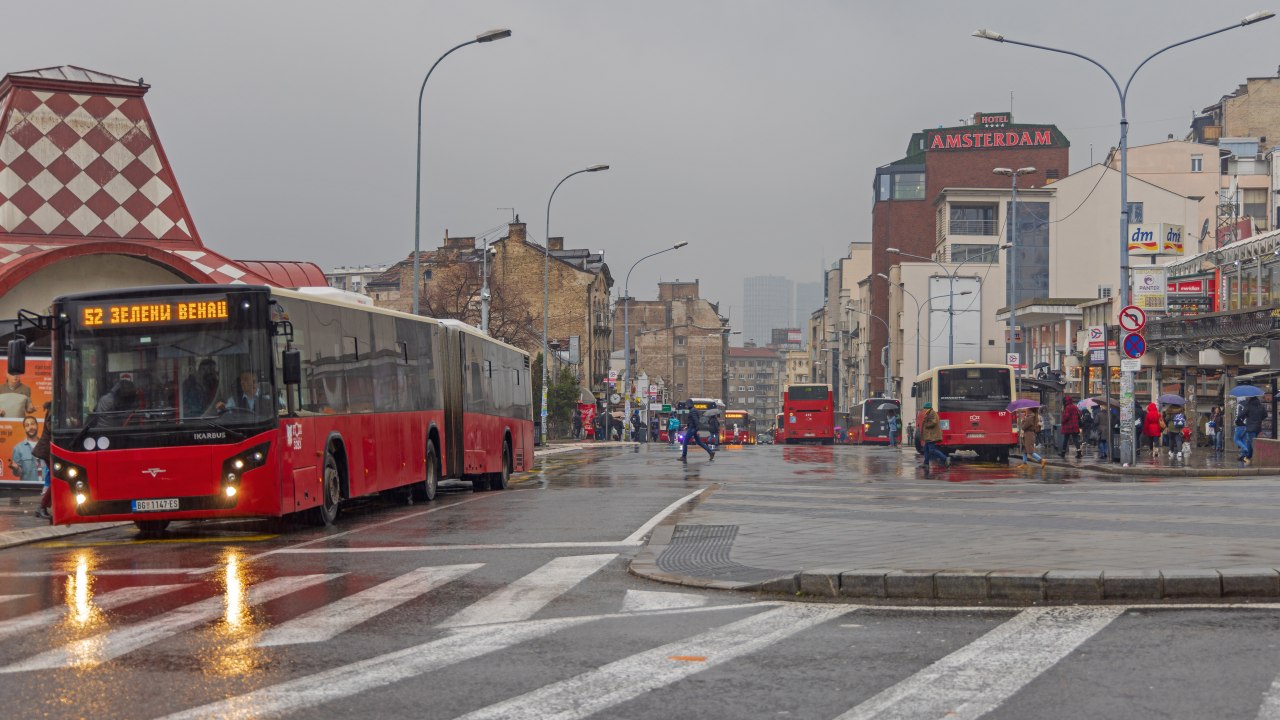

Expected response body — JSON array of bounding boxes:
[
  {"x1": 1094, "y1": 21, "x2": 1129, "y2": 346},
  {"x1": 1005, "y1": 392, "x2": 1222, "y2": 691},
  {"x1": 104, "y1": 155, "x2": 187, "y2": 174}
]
[{"x1": 1127, "y1": 223, "x2": 1185, "y2": 256}]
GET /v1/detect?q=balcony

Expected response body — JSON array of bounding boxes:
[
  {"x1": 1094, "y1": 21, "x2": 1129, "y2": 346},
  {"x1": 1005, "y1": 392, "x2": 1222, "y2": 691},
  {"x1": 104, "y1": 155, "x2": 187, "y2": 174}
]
[{"x1": 948, "y1": 218, "x2": 998, "y2": 236}]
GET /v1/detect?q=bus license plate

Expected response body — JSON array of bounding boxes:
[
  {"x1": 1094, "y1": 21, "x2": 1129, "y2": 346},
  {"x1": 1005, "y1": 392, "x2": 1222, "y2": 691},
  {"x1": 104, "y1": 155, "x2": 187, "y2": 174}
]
[
  {"x1": 132, "y1": 498, "x2": 178, "y2": 512},
  {"x1": 966, "y1": 432, "x2": 986, "y2": 438}
]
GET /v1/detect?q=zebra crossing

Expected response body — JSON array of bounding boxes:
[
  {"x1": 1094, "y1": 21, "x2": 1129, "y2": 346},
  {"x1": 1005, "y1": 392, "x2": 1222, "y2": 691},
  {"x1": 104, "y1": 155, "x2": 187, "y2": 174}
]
[{"x1": 3, "y1": 554, "x2": 1280, "y2": 719}]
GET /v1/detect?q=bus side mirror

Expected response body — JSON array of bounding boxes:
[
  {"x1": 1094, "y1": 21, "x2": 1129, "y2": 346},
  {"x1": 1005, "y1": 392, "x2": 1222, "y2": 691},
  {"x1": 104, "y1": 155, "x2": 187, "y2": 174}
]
[
  {"x1": 7, "y1": 338, "x2": 26, "y2": 375},
  {"x1": 282, "y1": 348, "x2": 301, "y2": 385},
  {"x1": 910, "y1": 385, "x2": 917, "y2": 398}
]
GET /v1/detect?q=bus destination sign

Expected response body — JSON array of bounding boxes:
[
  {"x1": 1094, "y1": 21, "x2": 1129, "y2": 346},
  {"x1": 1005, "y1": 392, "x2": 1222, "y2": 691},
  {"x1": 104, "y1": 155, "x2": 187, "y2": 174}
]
[{"x1": 78, "y1": 297, "x2": 230, "y2": 328}]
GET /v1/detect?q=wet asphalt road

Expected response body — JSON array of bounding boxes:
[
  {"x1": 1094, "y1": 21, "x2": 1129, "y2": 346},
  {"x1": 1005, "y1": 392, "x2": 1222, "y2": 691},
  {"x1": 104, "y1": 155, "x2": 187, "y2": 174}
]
[{"x1": 2, "y1": 444, "x2": 1280, "y2": 719}]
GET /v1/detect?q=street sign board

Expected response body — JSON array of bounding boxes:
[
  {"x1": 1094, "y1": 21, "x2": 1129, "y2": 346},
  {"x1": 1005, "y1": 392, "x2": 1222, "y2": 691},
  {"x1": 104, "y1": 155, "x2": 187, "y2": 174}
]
[
  {"x1": 1088, "y1": 349, "x2": 1106, "y2": 365},
  {"x1": 1133, "y1": 270, "x2": 1167, "y2": 312},
  {"x1": 1118, "y1": 305, "x2": 1146, "y2": 333},
  {"x1": 1006, "y1": 353, "x2": 1021, "y2": 367},
  {"x1": 648, "y1": 384, "x2": 657, "y2": 395},
  {"x1": 1120, "y1": 358, "x2": 1141, "y2": 372},
  {"x1": 608, "y1": 370, "x2": 618, "y2": 380},
  {"x1": 661, "y1": 404, "x2": 672, "y2": 413},
  {"x1": 1087, "y1": 325, "x2": 1106, "y2": 349},
  {"x1": 1121, "y1": 332, "x2": 1146, "y2": 359}
]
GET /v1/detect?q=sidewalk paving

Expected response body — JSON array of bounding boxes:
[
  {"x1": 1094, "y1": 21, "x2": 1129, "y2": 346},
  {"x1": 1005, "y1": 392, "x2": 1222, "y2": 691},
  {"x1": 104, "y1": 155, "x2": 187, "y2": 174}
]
[
  {"x1": 630, "y1": 444, "x2": 1280, "y2": 606},
  {"x1": 1040, "y1": 442, "x2": 1274, "y2": 476}
]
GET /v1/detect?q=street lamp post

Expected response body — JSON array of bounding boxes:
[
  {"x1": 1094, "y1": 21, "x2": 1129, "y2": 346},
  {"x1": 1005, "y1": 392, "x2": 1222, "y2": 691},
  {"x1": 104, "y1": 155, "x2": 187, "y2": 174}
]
[
  {"x1": 542, "y1": 165, "x2": 609, "y2": 447},
  {"x1": 480, "y1": 238, "x2": 496, "y2": 334},
  {"x1": 875, "y1": 273, "x2": 972, "y2": 380},
  {"x1": 974, "y1": 10, "x2": 1274, "y2": 466},
  {"x1": 412, "y1": 28, "x2": 512, "y2": 317},
  {"x1": 622, "y1": 242, "x2": 688, "y2": 442},
  {"x1": 845, "y1": 307, "x2": 892, "y2": 397},
  {"x1": 994, "y1": 167, "x2": 1037, "y2": 374},
  {"x1": 886, "y1": 246, "x2": 1002, "y2": 365}
]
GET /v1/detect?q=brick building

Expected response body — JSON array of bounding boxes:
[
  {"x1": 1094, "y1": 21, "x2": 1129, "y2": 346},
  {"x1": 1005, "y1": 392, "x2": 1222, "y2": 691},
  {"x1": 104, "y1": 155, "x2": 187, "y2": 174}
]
[
  {"x1": 369, "y1": 222, "x2": 613, "y2": 391},
  {"x1": 868, "y1": 112, "x2": 1070, "y2": 388},
  {"x1": 619, "y1": 280, "x2": 729, "y2": 402}
]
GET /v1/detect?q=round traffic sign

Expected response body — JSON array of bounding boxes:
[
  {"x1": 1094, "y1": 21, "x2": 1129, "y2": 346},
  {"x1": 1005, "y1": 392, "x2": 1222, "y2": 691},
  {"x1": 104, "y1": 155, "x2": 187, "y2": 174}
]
[
  {"x1": 1118, "y1": 305, "x2": 1147, "y2": 333},
  {"x1": 1122, "y1": 332, "x2": 1146, "y2": 359}
]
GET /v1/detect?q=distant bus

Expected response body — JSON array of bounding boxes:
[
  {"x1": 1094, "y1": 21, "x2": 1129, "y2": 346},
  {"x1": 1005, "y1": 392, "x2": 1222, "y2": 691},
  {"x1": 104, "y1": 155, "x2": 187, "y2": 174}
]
[
  {"x1": 849, "y1": 398, "x2": 901, "y2": 445},
  {"x1": 674, "y1": 397, "x2": 724, "y2": 444},
  {"x1": 912, "y1": 362, "x2": 1016, "y2": 462},
  {"x1": 721, "y1": 410, "x2": 755, "y2": 445},
  {"x1": 773, "y1": 413, "x2": 785, "y2": 444},
  {"x1": 781, "y1": 384, "x2": 834, "y2": 445}
]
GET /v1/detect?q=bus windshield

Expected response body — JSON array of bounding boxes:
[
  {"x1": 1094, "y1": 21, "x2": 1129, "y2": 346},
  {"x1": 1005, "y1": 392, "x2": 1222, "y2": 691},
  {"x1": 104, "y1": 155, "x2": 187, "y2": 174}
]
[
  {"x1": 58, "y1": 296, "x2": 275, "y2": 431},
  {"x1": 787, "y1": 385, "x2": 829, "y2": 402},
  {"x1": 937, "y1": 367, "x2": 1011, "y2": 412}
]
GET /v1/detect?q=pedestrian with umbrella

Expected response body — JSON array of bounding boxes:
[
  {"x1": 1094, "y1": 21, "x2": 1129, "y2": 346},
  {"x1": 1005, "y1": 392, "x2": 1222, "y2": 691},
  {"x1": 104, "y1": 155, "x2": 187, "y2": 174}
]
[
  {"x1": 918, "y1": 402, "x2": 948, "y2": 474},
  {"x1": 1008, "y1": 399, "x2": 1046, "y2": 469}
]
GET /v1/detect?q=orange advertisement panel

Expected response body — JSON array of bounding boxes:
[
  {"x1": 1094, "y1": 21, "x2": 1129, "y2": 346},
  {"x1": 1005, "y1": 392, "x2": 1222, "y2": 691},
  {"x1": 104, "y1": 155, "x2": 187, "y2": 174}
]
[{"x1": 0, "y1": 357, "x2": 52, "y2": 488}]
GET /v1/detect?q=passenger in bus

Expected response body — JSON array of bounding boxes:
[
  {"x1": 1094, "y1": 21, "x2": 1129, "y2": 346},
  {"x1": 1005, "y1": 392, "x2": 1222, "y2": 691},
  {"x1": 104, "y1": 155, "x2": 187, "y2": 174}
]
[
  {"x1": 182, "y1": 359, "x2": 221, "y2": 416},
  {"x1": 95, "y1": 379, "x2": 140, "y2": 425},
  {"x1": 219, "y1": 371, "x2": 273, "y2": 416}
]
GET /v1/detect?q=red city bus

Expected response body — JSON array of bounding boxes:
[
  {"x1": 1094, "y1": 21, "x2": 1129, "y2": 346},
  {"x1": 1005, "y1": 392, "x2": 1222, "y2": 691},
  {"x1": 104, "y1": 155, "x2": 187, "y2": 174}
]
[
  {"x1": 773, "y1": 413, "x2": 785, "y2": 444},
  {"x1": 912, "y1": 362, "x2": 1017, "y2": 462},
  {"x1": 847, "y1": 398, "x2": 901, "y2": 445},
  {"x1": 781, "y1": 384, "x2": 834, "y2": 445},
  {"x1": 9, "y1": 284, "x2": 533, "y2": 533},
  {"x1": 721, "y1": 410, "x2": 755, "y2": 445}
]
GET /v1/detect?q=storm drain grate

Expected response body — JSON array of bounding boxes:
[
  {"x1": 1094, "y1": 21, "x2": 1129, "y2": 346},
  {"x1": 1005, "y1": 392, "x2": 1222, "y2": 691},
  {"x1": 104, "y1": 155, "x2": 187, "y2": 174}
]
[{"x1": 657, "y1": 524, "x2": 783, "y2": 583}]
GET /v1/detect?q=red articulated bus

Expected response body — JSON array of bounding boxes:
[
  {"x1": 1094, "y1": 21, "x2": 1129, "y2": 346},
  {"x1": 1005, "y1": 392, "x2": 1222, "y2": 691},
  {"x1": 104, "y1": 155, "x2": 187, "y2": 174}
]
[
  {"x1": 781, "y1": 384, "x2": 834, "y2": 445},
  {"x1": 721, "y1": 410, "x2": 755, "y2": 445},
  {"x1": 912, "y1": 362, "x2": 1017, "y2": 463},
  {"x1": 847, "y1": 398, "x2": 901, "y2": 445},
  {"x1": 9, "y1": 284, "x2": 533, "y2": 534}
]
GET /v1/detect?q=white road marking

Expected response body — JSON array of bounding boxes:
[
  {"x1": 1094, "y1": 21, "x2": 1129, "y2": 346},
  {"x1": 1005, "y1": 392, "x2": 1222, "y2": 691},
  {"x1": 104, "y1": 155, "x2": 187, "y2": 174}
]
[
  {"x1": 456, "y1": 604, "x2": 851, "y2": 720},
  {"x1": 0, "y1": 594, "x2": 27, "y2": 604},
  {"x1": 256, "y1": 564, "x2": 482, "y2": 647},
  {"x1": 186, "y1": 494, "x2": 496, "y2": 574},
  {"x1": 274, "y1": 541, "x2": 637, "y2": 554},
  {"x1": 0, "y1": 574, "x2": 339, "y2": 673},
  {"x1": 1254, "y1": 672, "x2": 1280, "y2": 719},
  {"x1": 621, "y1": 589, "x2": 709, "y2": 613},
  {"x1": 159, "y1": 603, "x2": 779, "y2": 720},
  {"x1": 834, "y1": 606, "x2": 1126, "y2": 720},
  {"x1": 0, "y1": 584, "x2": 190, "y2": 642},
  {"x1": 622, "y1": 487, "x2": 706, "y2": 544},
  {"x1": 439, "y1": 554, "x2": 617, "y2": 628}
]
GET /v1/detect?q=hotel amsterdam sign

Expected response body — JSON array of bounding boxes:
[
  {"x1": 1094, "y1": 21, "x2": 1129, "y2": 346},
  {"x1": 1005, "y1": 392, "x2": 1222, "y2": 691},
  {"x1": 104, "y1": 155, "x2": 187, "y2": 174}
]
[{"x1": 925, "y1": 126, "x2": 1067, "y2": 151}]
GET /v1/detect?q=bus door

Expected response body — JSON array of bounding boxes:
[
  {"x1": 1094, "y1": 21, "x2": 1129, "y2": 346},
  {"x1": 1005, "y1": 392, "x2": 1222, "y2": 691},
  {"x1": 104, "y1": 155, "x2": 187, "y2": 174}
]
[{"x1": 440, "y1": 326, "x2": 465, "y2": 478}]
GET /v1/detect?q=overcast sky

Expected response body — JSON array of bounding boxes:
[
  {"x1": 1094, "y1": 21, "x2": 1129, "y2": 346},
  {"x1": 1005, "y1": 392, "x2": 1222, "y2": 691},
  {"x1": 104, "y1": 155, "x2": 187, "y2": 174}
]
[{"x1": 4, "y1": 1, "x2": 1278, "y2": 324}]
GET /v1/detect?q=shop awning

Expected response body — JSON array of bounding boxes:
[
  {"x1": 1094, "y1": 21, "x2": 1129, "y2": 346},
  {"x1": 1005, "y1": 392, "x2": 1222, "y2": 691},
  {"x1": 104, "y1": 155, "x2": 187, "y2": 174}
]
[{"x1": 1234, "y1": 369, "x2": 1280, "y2": 384}]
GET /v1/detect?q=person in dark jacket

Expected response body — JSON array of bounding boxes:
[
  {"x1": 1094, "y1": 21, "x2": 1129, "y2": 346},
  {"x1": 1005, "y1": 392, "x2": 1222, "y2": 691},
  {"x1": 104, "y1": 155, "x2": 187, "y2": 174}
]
[
  {"x1": 679, "y1": 401, "x2": 715, "y2": 463},
  {"x1": 1241, "y1": 396, "x2": 1267, "y2": 464},
  {"x1": 1059, "y1": 396, "x2": 1083, "y2": 459}
]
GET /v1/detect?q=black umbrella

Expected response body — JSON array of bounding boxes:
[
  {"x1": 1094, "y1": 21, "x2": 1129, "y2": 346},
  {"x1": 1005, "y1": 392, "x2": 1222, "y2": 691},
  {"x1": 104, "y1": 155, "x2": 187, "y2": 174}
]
[{"x1": 1033, "y1": 362, "x2": 1051, "y2": 369}]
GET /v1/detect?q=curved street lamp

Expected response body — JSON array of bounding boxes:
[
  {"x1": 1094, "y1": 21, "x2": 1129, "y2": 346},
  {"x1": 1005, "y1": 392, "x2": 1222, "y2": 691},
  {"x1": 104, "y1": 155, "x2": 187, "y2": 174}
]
[
  {"x1": 622, "y1": 242, "x2": 689, "y2": 439},
  {"x1": 875, "y1": 273, "x2": 972, "y2": 379},
  {"x1": 542, "y1": 164, "x2": 609, "y2": 446},
  {"x1": 886, "y1": 245, "x2": 1004, "y2": 364},
  {"x1": 412, "y1": 28, "x2": 513, "y2": 316},
  {"x1": 973, "y1": 10, "x2": 1273, "y2": 465},
  {"x1": 994, "y1": 167, "x2": 1037, "y2": 374}
]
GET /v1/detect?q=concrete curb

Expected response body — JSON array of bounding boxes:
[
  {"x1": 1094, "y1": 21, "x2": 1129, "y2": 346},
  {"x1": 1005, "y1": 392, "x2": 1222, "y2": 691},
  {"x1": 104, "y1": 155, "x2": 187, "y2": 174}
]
[
  {"x1": 1042, "y1": 458, "x2": 1280, "y2": 478},
  {"x1": 745, "y1": 567, "x2": 1280, "y2": 605},
  {"x1": 535, "y1": 442, "x2": 640, "y2": 459},
  {"x1": 0, "y1": 521, "x2": 131, "y2": 551}
]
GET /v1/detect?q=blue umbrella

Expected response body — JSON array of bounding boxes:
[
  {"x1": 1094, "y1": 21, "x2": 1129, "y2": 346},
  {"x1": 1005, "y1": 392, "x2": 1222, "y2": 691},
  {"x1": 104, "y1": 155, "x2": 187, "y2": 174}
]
[
  {"x1": 1230, "y1": 385, "x2": 1265, "y2": 397},
  {"x1": 1158, "y1": 393, "x2": 1185, "y2": 405}
]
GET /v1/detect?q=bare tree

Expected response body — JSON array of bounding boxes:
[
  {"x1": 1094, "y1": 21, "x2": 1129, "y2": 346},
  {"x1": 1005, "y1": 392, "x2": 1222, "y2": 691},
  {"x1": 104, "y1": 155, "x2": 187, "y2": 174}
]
[{"x1": 419, "y1": 260, "x2": 540, "y2": 349}]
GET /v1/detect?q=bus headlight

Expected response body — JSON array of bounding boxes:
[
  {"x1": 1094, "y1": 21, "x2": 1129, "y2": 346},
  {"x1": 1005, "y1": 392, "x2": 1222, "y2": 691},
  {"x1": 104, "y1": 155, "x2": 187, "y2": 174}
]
[
  {"x1": 75, "y1": 493, "x2": 87, "y2": 506},
  {"x1": 220, "y1": 442, "x2": 271, "y2": 495}
]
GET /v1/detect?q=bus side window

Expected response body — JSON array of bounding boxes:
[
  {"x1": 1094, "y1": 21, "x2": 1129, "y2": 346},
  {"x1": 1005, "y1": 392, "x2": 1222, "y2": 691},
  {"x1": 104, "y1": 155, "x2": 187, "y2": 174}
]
[{"x1": 911, "y1": 384, "x2": 918, "y2": 398}]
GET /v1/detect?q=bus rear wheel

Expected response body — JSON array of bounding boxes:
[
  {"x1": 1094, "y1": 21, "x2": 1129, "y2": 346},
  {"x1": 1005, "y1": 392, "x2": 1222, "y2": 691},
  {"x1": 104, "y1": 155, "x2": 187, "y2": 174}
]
[
  {"x1": 412, "y1": 443, "x2": 438, "y2": 502},
  {"x1": 308, "y1": 453, "x2": 341, "y2": 526},
  {"x1": 489, "y1": 440, "x2": 512, "y2": 491},
  {"x1": 134, "y1": 520, "x2": 169, "y2": 537}
]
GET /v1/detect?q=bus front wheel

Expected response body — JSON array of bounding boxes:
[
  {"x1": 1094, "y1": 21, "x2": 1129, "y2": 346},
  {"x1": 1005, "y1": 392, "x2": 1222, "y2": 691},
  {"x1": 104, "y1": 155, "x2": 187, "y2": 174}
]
[{"x1": 308, "y1": 453, "x2": 341, "y2": 526}]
